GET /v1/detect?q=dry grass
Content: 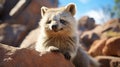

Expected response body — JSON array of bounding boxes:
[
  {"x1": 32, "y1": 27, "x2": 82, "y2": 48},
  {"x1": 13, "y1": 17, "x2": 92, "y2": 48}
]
[{"x1": 102, "y1": 31, "x2": 120, "y2": 38}]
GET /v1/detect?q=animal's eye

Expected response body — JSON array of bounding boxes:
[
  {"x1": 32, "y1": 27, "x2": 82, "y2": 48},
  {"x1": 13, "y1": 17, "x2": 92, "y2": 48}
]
[
  {"x1": 60, "y1": 19, "x2": 66, "y2": 25},
  {"x1": 47, "y1": 20, "x2": 51, "y2": 24}
]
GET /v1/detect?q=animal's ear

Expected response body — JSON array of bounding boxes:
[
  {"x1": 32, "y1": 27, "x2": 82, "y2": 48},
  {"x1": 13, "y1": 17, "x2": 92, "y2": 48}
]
[
  {"x1": 65, "y1": 3, "x2": 76, "y2": 16},
  {"x1": 41, "y1": 6, "x2": 48, "y2": 17}
]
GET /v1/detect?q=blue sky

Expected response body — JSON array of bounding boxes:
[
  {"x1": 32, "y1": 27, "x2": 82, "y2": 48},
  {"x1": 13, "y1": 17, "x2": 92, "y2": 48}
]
[{"x1": 58, "y1": 0, "x2": 115, "y2": 24}]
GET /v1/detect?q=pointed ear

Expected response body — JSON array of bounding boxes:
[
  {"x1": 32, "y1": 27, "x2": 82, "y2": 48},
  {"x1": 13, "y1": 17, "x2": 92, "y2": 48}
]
[
  {"x1": 65, "y1": 3, "x2": 76, "y2": 16},
  {"x1": 41, "y1": 6, "x2": 48, "y2": 17}
]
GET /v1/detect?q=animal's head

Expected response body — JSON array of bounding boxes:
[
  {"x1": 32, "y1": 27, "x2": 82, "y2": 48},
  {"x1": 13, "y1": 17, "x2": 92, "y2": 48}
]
[{"x1": 40, "y1": 3, "x2": 76, "y2": 36}]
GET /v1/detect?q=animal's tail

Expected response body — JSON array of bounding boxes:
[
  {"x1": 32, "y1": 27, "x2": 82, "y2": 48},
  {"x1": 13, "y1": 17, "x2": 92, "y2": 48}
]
[{"x1": 78, "y1": 46, "x2": 100, "y2": 67}]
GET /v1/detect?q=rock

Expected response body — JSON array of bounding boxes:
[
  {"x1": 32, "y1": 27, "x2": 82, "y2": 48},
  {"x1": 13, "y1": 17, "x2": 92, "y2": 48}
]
[
  {"x1": 0, "y1": 43, "x2": 74, "y2": 67},
  {"x1": 101, "y1": 30, "x2": 120, "y2": 39},
  {"x1": 0, "y1": 23, "x2": 26, "y2": 47},
  {"x1": 102, "y1": 36, "x2": 120, "y2": 56},
  {"x1": 79, "y1": 18, "x2": 120, "y2": 50},
  {"x1": 101, "y1": 18, "x2": 120, "y2": 39},
  {"x1": 78, "y1": 16, "x2": 96, "y2": 31},
  {"x1": 88, "y1": 38, "x2": 107, "y2": 57},
  {"x1": 102, "y1": 18, "x2": 120, "y2": 33},
  {"x1": 0, "y1": 0, "x2": 19, "y2": 21},
  {"x1": 88, "y1": 36, "x2": 120, "y2": 57},
  {"x1": 80, "y1": 31, "x2": 100, "y2": 50},
  {"x1": 110, "y1": 59, "x2": 120, "y2": 67},
  {"x1": 79, "y1": 24, "x2": 104, "y2": 50},
  {"x1": 95, "y1": 56, "x2": 120, "y2": 67}
]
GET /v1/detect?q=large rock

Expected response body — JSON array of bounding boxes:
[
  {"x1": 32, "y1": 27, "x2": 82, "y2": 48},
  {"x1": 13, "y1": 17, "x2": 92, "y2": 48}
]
[
  {"x1": 78, "y1": 16, "x2": 96, "y2": 31},
  {"x1": 80, "y1": 30, "x2": 100, "y2": 50},
  {"x1": 0, "y1": 43, "x2": 74, "y2": 67},
  {"x1": 110, "y1": 59, "x2": 120, "y2": 67},
  {"x1": 88, "y1": 36, "x2": 120, "y2": 57},
  {"x1": 79, "y1": 24, "x2": 103, "y2": 50},
  {"x1": 0, "y1": 23, "x2": 26, "y2": 47},
  {"x1": 80, "y1": 18, "x2": 120, "y2": 50},
  {"x1": 102, "y1": 36, "x2": 120, "y2": 56},
  {"x1": 102, "y1": 18, "x2": 120, "y2": 33},
  {"x1": 88, "y1": 38, "x2": 107, "y2": 57},
  {"x1": 95, "y1": 56, "x2": 120, "y2": 67}
]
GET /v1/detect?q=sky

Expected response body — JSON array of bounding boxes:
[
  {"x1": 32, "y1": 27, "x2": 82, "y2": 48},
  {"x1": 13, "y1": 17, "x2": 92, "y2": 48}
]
[{"x1": 58, "y1": 0, "x2": 115, "y2": 24}]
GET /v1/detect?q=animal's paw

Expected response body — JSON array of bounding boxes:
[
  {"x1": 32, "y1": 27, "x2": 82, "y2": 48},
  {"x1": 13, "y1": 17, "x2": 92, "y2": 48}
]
[
  {"x1": 64, "y1": 52, "x2": 71, "y2": 60},
  {"x1": 48, "y1": 46, "x2": 60, "y2": 53},
  {"x1": 39, "y1": 51, "x2": 48, "y2": 56}
]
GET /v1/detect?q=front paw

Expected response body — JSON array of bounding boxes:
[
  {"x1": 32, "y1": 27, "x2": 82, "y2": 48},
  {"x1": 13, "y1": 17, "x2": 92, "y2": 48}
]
[
  {"x1": 48, "y1": 46, "x2": 60, "y2": 53},
  {"x1": 39, "y1": 51, "x2": 48, "y2": 56},
  {"x1": 51, "y1": 49, "x2": 60, "y2": 53},
  {"x1": 64, "y1": 52, "x2": 71, "y2": 60}
]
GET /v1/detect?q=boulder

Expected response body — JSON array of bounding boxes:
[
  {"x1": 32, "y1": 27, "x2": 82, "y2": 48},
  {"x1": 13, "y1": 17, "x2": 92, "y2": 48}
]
[
  {"x1": 0, "y1": 43, "x2": 74, "y2": 67},
  {"x1": 102, "y1": 18, "x2": 120, "y2": 33},
  {"x1": 78, "y1": 16, "x2": 96, "y2": 31},
  {"x1": 80, "y1": 31, "x2": 100, "y2": 50},
  {"x1": 88, "y1": 38, "x2": 107, "y2": 57},
  {"x1": 0, "y1": 23, "x2": 26, "y2": 47},
  {"x1": 102, "y1": 36, "x2": 120, "y2": 56},
  {"x1": 95, "y1": 56, "x2": 120, "y2": 67},
  {"x1": 88, "y1": 36, "x2": 120, "y2": 57},
  {"x1": 80, "y1": 18, "x2": 120, "y2": 50},
  {"x1": 110, "y1": 59, "x2": 120, "y2": 67}
]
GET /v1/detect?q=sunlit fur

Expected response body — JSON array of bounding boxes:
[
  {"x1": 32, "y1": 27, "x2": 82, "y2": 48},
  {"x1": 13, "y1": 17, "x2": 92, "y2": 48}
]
[
  {"x1": 35, "y1": 4, "x2": 100, "y2": 67},
  {"x1": 35, "y1": 4, "x2": 78, "y2": 60}
]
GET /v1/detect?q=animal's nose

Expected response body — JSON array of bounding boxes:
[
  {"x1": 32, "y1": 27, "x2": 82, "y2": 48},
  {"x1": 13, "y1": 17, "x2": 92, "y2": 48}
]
[{"x1": 52, "y1": 25, "x2": 58, "y2": 29}]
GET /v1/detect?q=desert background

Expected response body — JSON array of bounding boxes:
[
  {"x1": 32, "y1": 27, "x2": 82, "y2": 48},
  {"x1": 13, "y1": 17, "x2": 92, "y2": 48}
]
[{"x1": 0, "y1": 0, "x2": 120, "y2": 67}]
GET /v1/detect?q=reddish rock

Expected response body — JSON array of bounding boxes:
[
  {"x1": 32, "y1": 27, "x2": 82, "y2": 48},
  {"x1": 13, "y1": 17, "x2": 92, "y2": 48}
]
[
  {"x1": 80, "y1": 18, "x2": 120, "y2": 50},
  {"x1": 102, "y1": 37, "x2": 120, "y2": 56},
  {"x1": 102, "y1": 18, "x2": 120, "y2": 33},
  {"x1": 80, "y1": 31, "x2": 100, "y2": 50},
  {"x1": 88, "y1": 38, "x2": 107, "y2": 57},
  {"x1": 0, "y1": 23, "x2": 27, "y2": 47},
  {"x1": 95, "y1": 56, "x2": 120, "y2": 67},
  {"x1": 78, "y1": 16, "x2": 96, "y2": 31},
  {"x1": 0, "y1": 43, "x2": 74, "y2": 67},
  {"x1": 110, "y1": 59, "x2": 120, "y2": 67}
]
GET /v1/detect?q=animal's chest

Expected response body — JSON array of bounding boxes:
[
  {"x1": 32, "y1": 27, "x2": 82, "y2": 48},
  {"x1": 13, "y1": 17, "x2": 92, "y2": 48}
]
[{"x1": 43, "y1": 36, "x2": 76, "y2": 50}]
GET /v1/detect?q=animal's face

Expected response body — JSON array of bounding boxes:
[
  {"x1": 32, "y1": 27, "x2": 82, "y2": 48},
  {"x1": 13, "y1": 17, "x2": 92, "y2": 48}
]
[{"x1": 40, "y1": 4, "x2": 76, "y2": 36}]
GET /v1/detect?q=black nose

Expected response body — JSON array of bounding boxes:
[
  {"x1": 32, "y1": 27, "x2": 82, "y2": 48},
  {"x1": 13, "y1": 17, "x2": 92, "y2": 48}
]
[{"x1": 52, "y1": 25, "x2": 58, "y2": 29}]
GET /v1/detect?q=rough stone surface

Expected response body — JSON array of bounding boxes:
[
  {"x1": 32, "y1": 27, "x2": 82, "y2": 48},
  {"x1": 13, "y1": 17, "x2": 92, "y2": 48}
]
[{"x1": 0, "y1": 43, "x2": 74, "y2": 67}]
